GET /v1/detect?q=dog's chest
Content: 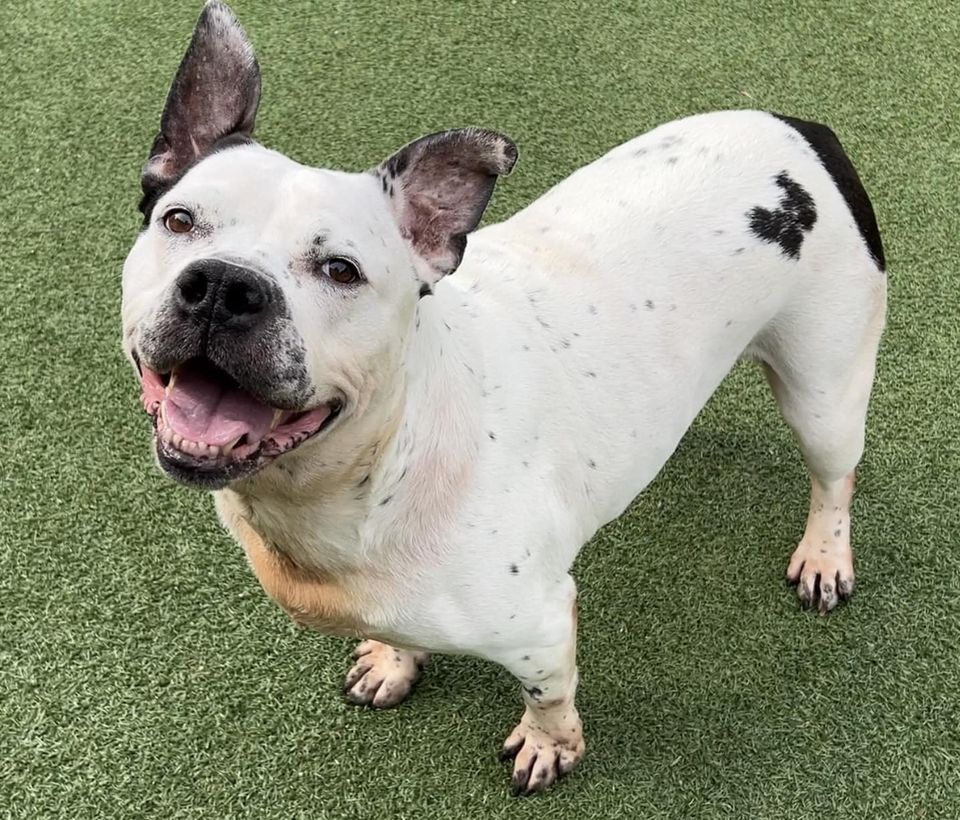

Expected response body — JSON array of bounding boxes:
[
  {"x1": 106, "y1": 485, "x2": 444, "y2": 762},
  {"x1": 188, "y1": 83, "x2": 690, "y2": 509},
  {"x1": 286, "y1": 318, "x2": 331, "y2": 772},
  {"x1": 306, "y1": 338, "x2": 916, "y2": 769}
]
[{"x1": 216, "y1": 491, "x2": 382, "y2": 637}]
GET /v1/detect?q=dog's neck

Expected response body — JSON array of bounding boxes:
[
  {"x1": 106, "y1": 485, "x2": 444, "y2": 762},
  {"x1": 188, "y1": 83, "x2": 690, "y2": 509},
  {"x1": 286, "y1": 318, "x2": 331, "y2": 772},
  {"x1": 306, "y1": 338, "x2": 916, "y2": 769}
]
[{"x1": 220, "y1": 287, "x2": 482, "y2": 577}]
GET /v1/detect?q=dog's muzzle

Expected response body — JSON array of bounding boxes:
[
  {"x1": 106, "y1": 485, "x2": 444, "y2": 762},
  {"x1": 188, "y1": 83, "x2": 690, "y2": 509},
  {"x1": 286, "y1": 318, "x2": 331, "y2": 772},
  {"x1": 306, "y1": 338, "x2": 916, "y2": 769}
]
[{"x1": 133, "y1": 259, "x2": 343, "y2": 488}]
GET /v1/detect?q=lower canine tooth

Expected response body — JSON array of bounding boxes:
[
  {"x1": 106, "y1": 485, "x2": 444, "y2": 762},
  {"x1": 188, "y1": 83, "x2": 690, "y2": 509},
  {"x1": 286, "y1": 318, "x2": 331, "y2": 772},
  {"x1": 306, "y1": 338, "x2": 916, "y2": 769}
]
[
  {"x1": 271, "y1": 409, "x2": 284, "y2": 430},
  {"x1": 222, "y1": 436, "x2": 242, "y2": 457}
]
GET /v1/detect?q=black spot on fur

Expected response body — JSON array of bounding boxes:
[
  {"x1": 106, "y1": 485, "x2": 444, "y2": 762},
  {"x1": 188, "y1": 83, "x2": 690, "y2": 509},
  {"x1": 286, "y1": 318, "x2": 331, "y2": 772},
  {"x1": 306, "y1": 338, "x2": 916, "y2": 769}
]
[
  {"x1": 644, "y1": 299, "x2": 655, "y2": 310},
  {"x1": 524, "y1": 686, "x2": 543, "y2": 701},
  {"x1": 510, "y1": 564, "x2": 519, "y2": 575},
  {"x1": 418, "y1": 283, "x2": 432, "y2": 299},
  {"x1": 773, "y1": 114, "x2": 885, "y2": 269},
  {"x1": 747, "y1": 172, "x2": 817, "y2": 260},
  {"x1": 488, "y1": 431, "x2": 496, "y2": 440},
  {"x1": 379, "y1": 495, "x2": 393, "y2": 506}
]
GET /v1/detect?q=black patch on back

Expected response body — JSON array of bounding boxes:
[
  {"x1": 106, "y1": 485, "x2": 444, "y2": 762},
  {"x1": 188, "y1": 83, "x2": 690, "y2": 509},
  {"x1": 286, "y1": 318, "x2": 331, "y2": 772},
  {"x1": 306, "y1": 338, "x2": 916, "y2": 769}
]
[
  {"x1": 748, "y1": 172, "x2": 817, "y2": 260},
  {"x1": 773, "y1": 114, "x2": 885, "y2": 270}
]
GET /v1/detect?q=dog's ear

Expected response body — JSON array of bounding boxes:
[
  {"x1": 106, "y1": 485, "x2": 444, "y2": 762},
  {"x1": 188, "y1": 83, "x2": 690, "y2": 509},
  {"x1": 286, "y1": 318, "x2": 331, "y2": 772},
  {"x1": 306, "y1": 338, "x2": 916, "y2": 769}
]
[
  {"x1": 140, "y1": 1, "x2": 261, "y2": 218},
  {"x1": 375, "y1": 128, "x2": 518, "y2": 283}
]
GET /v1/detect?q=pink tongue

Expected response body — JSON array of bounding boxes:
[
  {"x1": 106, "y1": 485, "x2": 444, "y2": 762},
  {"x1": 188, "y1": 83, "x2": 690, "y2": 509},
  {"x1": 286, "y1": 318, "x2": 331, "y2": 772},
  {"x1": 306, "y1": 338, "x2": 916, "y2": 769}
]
[{"x1": 163, "y1": 365, "x2": 275, "y2": 447}]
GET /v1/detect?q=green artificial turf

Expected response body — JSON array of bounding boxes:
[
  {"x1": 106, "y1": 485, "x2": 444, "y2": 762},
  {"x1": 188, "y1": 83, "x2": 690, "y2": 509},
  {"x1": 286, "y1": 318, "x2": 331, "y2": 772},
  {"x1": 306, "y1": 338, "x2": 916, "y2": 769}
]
[{"x1": 2, "y1": 1, "x2": 959, "y2": 817}]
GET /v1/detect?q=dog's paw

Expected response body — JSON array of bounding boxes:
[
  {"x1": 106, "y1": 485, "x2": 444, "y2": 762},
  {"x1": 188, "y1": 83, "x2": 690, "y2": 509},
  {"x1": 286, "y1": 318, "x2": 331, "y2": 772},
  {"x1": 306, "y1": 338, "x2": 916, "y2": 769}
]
[
  {"x1": 787, "y1": 537, "x2": 855, "y2": 614},
  {"x1": 499, "y1": 707, "x2": 585, "y2": 795},
  {"x1": 343, "y1": 640, "x2": 428, "y2": 709}
]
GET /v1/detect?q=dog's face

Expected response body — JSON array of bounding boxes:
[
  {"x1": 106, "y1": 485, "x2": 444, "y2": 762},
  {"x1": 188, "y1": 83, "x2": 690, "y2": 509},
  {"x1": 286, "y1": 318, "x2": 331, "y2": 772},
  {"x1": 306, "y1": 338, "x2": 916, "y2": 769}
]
[{"x1": 121, "y1": 1, "x2": 516, "y2": 489}]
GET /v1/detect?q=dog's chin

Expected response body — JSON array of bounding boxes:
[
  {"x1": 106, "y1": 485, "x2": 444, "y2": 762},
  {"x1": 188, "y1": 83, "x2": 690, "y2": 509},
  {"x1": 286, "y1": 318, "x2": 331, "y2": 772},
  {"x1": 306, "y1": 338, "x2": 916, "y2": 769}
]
[{"x1": 139, "y1": 357, "x2": 344, "y2": 490}]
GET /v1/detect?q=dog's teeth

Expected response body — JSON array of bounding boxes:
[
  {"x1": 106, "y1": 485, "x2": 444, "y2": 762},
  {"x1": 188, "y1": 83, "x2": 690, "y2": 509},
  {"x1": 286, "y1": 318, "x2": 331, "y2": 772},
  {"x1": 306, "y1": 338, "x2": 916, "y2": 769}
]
[
  {"x1": 221, "y1": 436, "x2": 243, "y2": 457},
  {"x1": 172, "y1": 433, "x2": 183, "y2": 449},
  {"x1": 271, "y1": 409, "x2": 284, "y2": 430},
  {"x1": 207, "y1": 444, "x2": 221, "y2": 458},
  {"x1": 158, "y1": 401, "x2": 168, "y2": 430},
  {"x1": 166, "y1": 373, "x2": 177, "y2": 395}
]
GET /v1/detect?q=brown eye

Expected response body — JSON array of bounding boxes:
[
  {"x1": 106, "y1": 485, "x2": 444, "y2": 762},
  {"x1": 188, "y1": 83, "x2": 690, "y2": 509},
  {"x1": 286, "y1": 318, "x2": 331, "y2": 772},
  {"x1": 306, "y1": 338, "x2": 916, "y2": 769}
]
[
  {"x1": 163, "y1": 208, "x2": 194, "y2": 234},
  {"x1": 322, "y1": 257, "x2": 362, "y2": 285}
]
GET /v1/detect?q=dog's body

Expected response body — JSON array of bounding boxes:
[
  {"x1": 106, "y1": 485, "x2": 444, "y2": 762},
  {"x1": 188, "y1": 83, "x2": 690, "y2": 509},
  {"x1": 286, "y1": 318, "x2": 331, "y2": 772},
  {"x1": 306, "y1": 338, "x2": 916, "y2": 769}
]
[{"x1": 122, "y1": 3, "x2": 886, "y2": 794}]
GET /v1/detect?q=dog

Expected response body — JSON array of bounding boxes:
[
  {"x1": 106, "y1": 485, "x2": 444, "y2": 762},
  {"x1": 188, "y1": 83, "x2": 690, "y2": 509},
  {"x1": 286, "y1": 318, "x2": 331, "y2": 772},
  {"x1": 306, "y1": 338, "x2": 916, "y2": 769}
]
[{"x1": 121, "y1": 1, "x2": 886, "y2": 795}]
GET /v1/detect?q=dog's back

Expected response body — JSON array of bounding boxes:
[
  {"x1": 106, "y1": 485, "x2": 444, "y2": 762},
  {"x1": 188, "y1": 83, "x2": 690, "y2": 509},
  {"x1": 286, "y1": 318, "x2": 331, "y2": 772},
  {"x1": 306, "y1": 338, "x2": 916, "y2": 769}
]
[{"x1": 447, "y1": 110, "x2": 885, "y2": 538}]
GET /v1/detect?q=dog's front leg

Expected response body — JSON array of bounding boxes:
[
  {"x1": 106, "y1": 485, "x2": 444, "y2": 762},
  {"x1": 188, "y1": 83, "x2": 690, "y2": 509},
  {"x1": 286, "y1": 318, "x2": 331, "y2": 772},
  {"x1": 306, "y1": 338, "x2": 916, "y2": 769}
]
[{"x1": 493, "y1": 583, "x2": 584, "y2": 795}]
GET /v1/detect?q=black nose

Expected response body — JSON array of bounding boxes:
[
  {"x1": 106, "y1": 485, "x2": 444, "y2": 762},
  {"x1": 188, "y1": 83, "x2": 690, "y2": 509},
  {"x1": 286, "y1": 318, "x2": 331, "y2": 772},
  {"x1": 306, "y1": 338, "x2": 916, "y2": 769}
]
[{"x1": 174, "y1": 259, "x2": 274, "y2": 331}]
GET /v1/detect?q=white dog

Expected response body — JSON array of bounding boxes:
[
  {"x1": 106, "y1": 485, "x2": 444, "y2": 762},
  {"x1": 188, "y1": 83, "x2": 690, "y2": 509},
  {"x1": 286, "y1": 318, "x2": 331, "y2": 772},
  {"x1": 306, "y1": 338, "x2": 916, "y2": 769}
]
[{"x1": 122, "y1": 2, "x2": 886, "y2": 794}]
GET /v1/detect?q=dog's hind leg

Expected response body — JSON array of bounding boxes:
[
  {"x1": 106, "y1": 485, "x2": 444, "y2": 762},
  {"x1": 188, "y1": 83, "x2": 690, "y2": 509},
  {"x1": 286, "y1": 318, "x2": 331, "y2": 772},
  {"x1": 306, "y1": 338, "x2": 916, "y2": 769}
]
[
  {"x1": 754, "y1": 272, "x2": 886, "y2": 613},
  {"x1": 343, "y1": 640, "x2": 429, "y2": 709}
]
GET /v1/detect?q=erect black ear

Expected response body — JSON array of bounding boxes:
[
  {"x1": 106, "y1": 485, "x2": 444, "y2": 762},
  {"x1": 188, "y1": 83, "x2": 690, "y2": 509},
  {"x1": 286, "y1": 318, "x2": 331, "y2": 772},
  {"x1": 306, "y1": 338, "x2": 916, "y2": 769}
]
[
  {"x1": 140, "y1": 1, "x2": 261, "y2": 218},
  {"x1": 375, "y1": 128, "x2": 518, "y2": 283}
]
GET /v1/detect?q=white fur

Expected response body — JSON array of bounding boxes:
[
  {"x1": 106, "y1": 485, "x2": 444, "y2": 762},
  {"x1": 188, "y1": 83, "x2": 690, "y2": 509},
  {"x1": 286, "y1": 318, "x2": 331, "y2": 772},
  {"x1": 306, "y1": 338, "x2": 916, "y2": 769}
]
[{"x1": 123, "y1": 108, "x2": 886, "y2": 788}]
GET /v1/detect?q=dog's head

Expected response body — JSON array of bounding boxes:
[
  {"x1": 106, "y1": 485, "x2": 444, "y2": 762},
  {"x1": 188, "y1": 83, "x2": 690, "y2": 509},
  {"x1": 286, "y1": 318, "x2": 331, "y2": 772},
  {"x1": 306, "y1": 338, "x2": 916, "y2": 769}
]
[{"x1": 121, "y1": 1, "x2": 516, "y2": 490}]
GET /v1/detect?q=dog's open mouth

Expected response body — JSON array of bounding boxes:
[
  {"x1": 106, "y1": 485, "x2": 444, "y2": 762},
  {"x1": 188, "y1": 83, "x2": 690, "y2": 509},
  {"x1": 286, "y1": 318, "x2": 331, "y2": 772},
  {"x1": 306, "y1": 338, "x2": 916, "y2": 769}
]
[{"x1": 138, "y1": 357, "x2": 341, "y2": 485}]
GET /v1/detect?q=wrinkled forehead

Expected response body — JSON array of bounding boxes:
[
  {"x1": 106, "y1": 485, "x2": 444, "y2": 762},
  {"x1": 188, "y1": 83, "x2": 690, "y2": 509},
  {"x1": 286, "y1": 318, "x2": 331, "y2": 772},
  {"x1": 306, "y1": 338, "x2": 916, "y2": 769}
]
[{"x1": 157, "y1": 144, "x2": 387, "y2": 248}]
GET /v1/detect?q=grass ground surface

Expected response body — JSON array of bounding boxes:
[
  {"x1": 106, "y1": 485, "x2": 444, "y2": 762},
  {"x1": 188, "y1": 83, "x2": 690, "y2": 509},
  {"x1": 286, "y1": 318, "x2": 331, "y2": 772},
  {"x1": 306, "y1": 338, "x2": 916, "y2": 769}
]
[{"x1": 2, "y1": 1, "x2": 959, "y2": 817}]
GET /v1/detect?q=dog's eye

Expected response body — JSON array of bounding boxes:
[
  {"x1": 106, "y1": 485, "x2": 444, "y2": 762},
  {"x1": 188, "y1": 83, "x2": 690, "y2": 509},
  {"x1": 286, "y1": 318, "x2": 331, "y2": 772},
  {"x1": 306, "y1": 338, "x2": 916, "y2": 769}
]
[
  {"x1": 163, "y1": 208, "x2": 194, "y2": 234},
  {"x1": 322, "y1": 258, "x2": 362, "y2": 285}
]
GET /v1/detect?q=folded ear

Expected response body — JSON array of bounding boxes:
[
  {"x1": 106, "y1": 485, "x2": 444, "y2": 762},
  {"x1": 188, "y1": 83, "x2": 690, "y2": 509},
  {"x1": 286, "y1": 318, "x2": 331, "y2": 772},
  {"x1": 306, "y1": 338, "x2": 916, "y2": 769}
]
[
  {"x1": 375, "y1": 128, "x2": 518, "y2": 283},
  {"x1": 140, "y1": 1, "x2": 261, "y2": 218}
]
